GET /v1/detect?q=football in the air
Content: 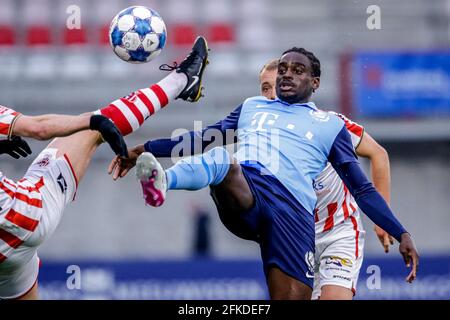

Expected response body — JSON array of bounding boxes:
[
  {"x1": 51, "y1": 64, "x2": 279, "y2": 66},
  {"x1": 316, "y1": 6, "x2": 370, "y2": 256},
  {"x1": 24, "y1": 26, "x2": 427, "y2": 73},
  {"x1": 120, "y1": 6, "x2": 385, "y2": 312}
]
[{"x1": 109, "y1": 6, "x2": 167, "y2": 64}]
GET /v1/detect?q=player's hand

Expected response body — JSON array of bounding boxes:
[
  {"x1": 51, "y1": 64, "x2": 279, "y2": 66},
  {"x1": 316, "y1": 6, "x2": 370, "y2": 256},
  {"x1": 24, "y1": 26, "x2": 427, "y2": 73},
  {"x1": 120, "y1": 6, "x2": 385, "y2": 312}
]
[
  {"x1": 90, "y1": 115, "x2": 128, "y2": 158},
  {"x1": 399, "y1": 233, "x2": 419, "y2": 283},
  {"x1": 375, "y1": 225, "x2": 394, "y2": 253},
  {"x1": 108, "y1": 144, "x2": 145, "y2": 180},
  {"x1": 0, "y1": 136, "x2": 32, "y2": 159}
]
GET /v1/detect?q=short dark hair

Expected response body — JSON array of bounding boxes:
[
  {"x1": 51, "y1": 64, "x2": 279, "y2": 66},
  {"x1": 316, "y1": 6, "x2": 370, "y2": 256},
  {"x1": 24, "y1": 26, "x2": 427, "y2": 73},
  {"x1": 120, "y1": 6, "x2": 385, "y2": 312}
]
[{"x1": 281, "y1": 47, "x2": 321, "y2": 78}]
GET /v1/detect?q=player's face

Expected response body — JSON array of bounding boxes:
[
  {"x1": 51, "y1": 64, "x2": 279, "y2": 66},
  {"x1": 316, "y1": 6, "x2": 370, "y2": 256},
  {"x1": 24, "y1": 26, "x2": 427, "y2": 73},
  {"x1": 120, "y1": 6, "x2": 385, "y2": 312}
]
[
  {"x1": 259, "y1": 68, "x2": 277, "y2": 100},
  {"x1": 276, "y1": 52, "x2": 320, "y2": 104}
]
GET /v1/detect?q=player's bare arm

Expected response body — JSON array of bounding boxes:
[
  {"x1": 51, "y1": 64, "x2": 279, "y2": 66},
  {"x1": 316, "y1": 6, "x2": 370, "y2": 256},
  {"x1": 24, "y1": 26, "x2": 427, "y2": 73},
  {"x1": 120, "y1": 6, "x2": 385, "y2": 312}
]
[
  {"x1": 12, "y1": 113, "x2": 91, "y2": 141},
  {"x1": 4, "y1": 112, "x2": 128, "y2": 159},
  {"x1": 355, "y1": 132, "x2": 395, "y2": 252}
]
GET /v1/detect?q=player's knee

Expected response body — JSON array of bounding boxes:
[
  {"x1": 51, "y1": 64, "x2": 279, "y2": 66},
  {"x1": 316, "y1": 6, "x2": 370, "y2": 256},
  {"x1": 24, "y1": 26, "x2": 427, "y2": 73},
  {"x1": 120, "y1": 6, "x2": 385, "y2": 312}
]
[
  {"x1": 212, "y1": 162, "x2": 254, "y2": 211},
  {"x1": 223, "y1": 162, "x2": 241, "y2": 181},
  {"x1": 224, "y1": 163, "x2": 252, "y2": 196},
  {"x1": 208, "y1": 147, "x2": 232, "y2": 185}
]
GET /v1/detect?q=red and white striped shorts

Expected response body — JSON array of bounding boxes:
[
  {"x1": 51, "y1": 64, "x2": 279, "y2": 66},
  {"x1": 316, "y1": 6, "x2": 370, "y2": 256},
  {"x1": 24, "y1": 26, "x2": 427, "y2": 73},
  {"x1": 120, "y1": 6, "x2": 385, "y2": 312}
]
[{"x1": 0, "y1": 147, "x2": 77, "y2": 299}]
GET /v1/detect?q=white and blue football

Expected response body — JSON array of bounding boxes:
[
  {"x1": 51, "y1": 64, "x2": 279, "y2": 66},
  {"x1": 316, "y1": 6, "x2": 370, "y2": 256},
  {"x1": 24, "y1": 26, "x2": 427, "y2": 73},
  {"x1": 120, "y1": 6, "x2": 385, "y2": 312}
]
[{"x1": 109, "y1": 6, "x2": 167, "y2": 64}]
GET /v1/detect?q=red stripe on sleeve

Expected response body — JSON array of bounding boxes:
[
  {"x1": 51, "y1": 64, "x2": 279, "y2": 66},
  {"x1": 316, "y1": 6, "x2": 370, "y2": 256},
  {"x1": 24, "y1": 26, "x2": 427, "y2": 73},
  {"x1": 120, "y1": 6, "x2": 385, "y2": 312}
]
[
  {"x1": 335, "y1": 113, "x2": 364, "y2": 137},
  {"x1": 150, "y1": 84, "x2": 169, "y2": 107},
  {"x1": 0, "y1": 123, "x2": 10, "y2": 135},
  {"x1": 5, "y1": 209, "x2": 39, "y2": 232},
  {"x1": 0, "y1": 252, "x2": 7, "y2": 263},
  {"x1": 345, "y1": 123, "x2": 363, "y2": 137},
  {"x1": 0, "y1": 228, "x2": 24, "y2": 248}
]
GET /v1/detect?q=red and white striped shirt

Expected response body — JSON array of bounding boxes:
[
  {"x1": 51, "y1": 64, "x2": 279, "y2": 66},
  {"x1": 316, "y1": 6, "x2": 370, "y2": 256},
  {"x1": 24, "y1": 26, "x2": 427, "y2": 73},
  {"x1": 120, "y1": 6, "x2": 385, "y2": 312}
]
[
  {"x1": 0, "y1": 176, "x2": 44, "y2": 264},
  {"x1": 0, "y1": 105, "x2": 43, "y2": 263},
  {"x1": 0, "y1": 105, "x2": 20, "y2": 140},
  {"x1": 314, "y1": 112, "x2": 364, "y2": 235}
]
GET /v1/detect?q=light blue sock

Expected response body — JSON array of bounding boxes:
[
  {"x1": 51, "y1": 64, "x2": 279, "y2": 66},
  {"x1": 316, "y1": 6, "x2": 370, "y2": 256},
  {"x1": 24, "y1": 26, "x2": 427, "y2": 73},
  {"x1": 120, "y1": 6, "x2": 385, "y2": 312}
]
[{"x1": 166, "y1": 147, "x2": 231, "y2": 190}]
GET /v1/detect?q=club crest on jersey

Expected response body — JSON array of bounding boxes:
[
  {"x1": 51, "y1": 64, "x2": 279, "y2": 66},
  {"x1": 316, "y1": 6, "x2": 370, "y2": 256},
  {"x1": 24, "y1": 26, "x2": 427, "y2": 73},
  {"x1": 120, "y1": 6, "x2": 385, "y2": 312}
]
[
  {"x1": 309, "y1": 110, "x2": 330, "y2": 122},
  {"x1": 36, "y1": 155, "x2": 51, "y2": 167}
]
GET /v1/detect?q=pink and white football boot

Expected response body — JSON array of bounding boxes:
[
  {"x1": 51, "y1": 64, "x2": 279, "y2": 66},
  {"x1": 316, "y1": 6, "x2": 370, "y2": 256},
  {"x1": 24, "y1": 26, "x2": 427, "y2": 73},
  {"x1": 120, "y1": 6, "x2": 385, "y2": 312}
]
[{"x1": 136, "y1": 152, "x2": 167, "y2": 207}]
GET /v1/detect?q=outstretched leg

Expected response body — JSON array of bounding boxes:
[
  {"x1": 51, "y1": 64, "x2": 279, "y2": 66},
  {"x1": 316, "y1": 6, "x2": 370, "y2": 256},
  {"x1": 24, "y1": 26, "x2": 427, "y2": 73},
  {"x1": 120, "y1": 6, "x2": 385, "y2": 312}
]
[
  {"x1": 94, "y1": 36, "x2": 209, "y2": 136},
  {"x1": 93, "y1": 71, "x2": 186, "y2": 136},
  {"x1": 46, "y1": 130, "x2": 102, "y2": 183},
  {"x1": 136, "y1": 148, "x2": 313, "y2": 300},
  {"x1": 36, "y1": 35, "x2": 210, "y2": 191},
  {"x1": 136, "y1": 147, "x2": 254, "y2": 211},
  {"x1": 42, "y1": 66, "x2": 190, "y2": 186},
  {"x1": 16, "y1": 37, "x2": 210, "y2": 300}
]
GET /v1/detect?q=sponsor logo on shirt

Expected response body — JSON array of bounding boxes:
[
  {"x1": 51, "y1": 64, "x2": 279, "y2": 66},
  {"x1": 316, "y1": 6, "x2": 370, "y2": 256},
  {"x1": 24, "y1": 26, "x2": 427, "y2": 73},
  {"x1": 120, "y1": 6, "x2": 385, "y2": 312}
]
[
  {"x1": 332, "y1": 274, "x2": 351, "y2": 282},
  {"x1": 325, "y1": 256, "x2": 353, "y2": 268},
  {"x1": 313, "y1": 180, "x2": 324, "y2": 191}
]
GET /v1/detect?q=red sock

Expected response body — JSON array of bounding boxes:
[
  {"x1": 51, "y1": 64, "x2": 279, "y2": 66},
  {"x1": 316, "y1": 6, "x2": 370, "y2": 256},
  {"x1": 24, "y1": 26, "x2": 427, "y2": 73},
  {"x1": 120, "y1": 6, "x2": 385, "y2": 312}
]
[
  {"x1": 95, "y1": 71, "x2": 187, "y2": 136},
  {"x1": 96, "y1": 84, "x2": 168, "y2": 136}
]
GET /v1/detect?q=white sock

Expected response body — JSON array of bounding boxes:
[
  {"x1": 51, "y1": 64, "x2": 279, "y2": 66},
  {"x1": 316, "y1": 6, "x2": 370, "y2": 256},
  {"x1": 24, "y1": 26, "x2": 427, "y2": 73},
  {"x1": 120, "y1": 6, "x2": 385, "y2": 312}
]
[{"x1": 157, "y1": 70, "x2": 188, "y2": 100}]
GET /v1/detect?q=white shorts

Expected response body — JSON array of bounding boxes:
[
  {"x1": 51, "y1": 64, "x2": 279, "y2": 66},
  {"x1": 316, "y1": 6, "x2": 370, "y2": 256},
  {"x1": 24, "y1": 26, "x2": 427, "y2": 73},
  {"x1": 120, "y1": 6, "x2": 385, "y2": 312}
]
[
  {"x1": 312, "y1": 211, "x2": 365, "y2": 299},
  {"x1": 0, "y1": 147, "x2": 77, "y2": 299}
]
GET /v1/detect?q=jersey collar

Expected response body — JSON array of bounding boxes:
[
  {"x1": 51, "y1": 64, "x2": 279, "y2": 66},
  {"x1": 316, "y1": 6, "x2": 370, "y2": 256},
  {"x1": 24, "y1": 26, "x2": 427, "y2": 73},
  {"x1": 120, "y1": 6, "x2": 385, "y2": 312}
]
[{"x1": 273, "y1": 98, "x2": 318, "y2": 110}]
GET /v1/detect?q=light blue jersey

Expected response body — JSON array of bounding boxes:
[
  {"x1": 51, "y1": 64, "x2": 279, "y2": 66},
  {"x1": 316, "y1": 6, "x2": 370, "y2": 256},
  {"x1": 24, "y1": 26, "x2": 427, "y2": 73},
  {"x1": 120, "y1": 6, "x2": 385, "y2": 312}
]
[
  {"x1": 146, "y1": 95, "x2": 408, "y2": 245},
  {"x1": 233, "y1": 96, "x2": 346, "y2": 214},
  {"x1": 147, "y1": 96, "x2": 358, "y2": 216}
]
